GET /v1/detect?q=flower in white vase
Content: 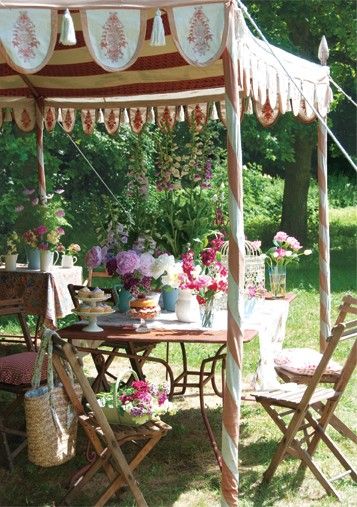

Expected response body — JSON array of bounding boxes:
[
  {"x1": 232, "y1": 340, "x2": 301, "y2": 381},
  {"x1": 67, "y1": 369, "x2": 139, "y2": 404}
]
[{"x1": 151, "y1": 253, "x2": 175, "y2": 279}]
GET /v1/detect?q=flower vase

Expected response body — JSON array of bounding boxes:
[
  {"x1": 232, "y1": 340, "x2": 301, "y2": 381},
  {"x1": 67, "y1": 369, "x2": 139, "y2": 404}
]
[
  {"x1": 162, "y1": 287, "x2": 178, "y2": 312},
  {"x1": 61, "y1": 254, "x2": 77, "y2": 268},
  {"x1": 200, "y1": 298, "x2": 216, "y2": 328},
  {"x1": 27, "y1": 247, "x2": 41, "y2": 270},
  {"x1": 268, "y1": 265, "x2": 287, "y2": 298},
  {"x1": 175, "y1": 289, "x2": 200, "y2": 323},
  {"x1": 40, "y1": 250, "x2": 59, "y2": 272},
  {"x1": 3, "y1": 253, "x2": 18, "y2": 271}
]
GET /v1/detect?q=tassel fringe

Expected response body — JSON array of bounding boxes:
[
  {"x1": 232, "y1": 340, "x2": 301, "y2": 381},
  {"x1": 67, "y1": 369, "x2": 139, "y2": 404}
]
[
  {"x1": 122, "y1": 108, "x2": 130, "y2": 125},
  {"x1": 210, "y1": 102, "x2": 219, "y2": 120},
  {"x1": 150, "y1": 9, "x2": 166, "y2": 46},
  {"x1": 60, "y1": 9, "x2": 77, "y2": 46},
  {"x1": 57, "y1": 109, "x2": 63, "y2": 123},
  {"x1": 146, "y1": 107, "x2": 155, "y2": 124},
  {"x1": 97, "y1": 109, "x2": 105, "y2": 124},
  {"x1": 177, "y1": 105, "x2": 185, "y2": 122}
]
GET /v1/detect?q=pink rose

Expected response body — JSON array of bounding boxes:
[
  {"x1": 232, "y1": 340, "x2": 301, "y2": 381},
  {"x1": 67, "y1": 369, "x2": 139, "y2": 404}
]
[
  {"x1": 36, "y1": 225, "x2": 48, "y2": 236},
  {"x1": 286, "y1": 236, "x2": 301, "y2": 251},
  {"x1": 274, "y1": 231, "x2": 288, "y2": 242}
]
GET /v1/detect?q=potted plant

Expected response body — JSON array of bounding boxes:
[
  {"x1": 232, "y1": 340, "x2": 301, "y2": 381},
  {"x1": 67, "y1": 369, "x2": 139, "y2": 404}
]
[{"x1": 2, "y1": 231, "x2": 20, "y2": 271}]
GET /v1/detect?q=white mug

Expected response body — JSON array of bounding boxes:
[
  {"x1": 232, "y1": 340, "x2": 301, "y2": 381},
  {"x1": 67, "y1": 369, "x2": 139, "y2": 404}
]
[
  {"x1": 61, "y1": 254, "x2": 77, "y2": 268},
  {"x1": 1, "y1": 253, "x2": 18, "y2": 271}
]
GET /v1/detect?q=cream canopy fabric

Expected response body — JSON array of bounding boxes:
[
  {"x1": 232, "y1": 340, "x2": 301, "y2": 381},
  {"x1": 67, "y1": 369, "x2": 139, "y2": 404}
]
[{"x1": 0, "y1": 1, "x2": 332, "y2": 132}]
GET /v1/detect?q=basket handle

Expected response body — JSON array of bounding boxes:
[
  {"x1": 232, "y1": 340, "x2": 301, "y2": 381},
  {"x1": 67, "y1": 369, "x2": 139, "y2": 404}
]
[{"x1": 113, "y1": 369, "x2": 140, "y2": 410}]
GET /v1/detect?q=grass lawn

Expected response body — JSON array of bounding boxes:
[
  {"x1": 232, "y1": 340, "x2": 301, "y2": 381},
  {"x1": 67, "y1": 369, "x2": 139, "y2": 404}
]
[{"x1": 0, "y1": 207, "x2": 356, "y2": 506}]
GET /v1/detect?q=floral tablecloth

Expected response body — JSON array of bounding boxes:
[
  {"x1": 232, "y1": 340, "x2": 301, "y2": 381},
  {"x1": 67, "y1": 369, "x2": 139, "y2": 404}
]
[{"x1": 0, "y1": 266, "x2": 82, "y2": 327}]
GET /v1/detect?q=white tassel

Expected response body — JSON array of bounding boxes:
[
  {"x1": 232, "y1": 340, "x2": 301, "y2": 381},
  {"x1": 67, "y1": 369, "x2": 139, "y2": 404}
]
[
  {"x1": 122, "y1": 108, "x2": 130, "y2": 125},
  {"x1": 210, "y1": 102, "x2": 219, "y2": 120},
  {"x1": 57, "y1": 109, "x2": 63, "y2": 123},
  {"x1": 4, "y1": 108, "x2": 12, "y2": 122},
  {"x1": 97, "y1": 108, "x2": 104, "y2": 124},
  {"x1": 60, "y1": 9, "x2": 77, "y2": 46},
  {"x1": 177, "y1": 106, "x2": 185, "y2": 122},
  {"x1": 150, "y1": 9, "x2": 166, "y2": 46},
  {"x1": 146, "y1": 107, "x2": 155, "y2": 124},
  {"x1": 246, "y1": 97, "x2": 253, "y2": 115}
]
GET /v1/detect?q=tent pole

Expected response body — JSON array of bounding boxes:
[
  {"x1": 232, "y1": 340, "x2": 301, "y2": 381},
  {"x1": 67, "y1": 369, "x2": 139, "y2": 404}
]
[
  {"x1": 317, "y1": 119, "x2": 331, "y2": 351},
  {"x1": 317, "y1": 37, "x2": 331, "y2": 351},
  {"x1": 221, "y1": 2, "x2": 245, "y2": 505},
  {"x1": 35, "y1": 105, "x2": 47, "y2": 205}
]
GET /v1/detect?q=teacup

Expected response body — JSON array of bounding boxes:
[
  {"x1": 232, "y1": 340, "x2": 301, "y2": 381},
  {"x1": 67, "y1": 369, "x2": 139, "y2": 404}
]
[{"x1": 61, "y1": 254, "x2": 77, "y2": 268}]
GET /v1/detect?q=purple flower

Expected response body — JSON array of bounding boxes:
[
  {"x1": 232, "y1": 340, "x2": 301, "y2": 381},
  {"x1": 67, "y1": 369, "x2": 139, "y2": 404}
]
[
  {"x1": 23, "y1": 188, "x2": 35, "y2": 196},
  {"x1": 106, "y1": 257, "x2": 117, "y2": 276},
  {"x1": 15, "y1": 205, "x2": 24, "y2": 212},
  {"x1": 139, "y1": 252, "x2": 155, "y2": 276},
  {"x1": 36, "y1": 225, "x2": 48, "y2": 236},
  {"x1": 32, "y1": 198, "x2": 39, "y2": 206},
  {"x1": 85, "y1": 246, "x2": 103, "y2": 269},
  {"x1": 55, "y1": 209, "x2": 65, "y2": 218},
  {"x1": 116, "y1": 250, "x2": 140, "y2": 276},
  {"x1": 54, "y1": 189, "x2": 64, "y2": 194}
]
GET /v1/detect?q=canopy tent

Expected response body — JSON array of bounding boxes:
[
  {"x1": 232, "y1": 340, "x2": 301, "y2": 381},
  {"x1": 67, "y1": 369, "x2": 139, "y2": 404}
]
[{"x1": 0, "y1": 2, "x2": 333, "y2": 504}]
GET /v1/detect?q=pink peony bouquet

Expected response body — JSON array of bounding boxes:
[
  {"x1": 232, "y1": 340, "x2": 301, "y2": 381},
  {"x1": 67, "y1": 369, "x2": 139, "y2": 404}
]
[
  {"x1": 180, "y1": 233, "x2": 228, "y2": 305},
  {"x1": 264, "y1": 231, "x2": 312, "y2": 267},
  {"x1": 97, "y1": 378, "x2": 175, "y2": 419}
]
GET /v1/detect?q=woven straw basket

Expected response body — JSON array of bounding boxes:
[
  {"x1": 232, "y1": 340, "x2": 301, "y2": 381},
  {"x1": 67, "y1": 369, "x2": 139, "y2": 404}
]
[{"x1": 25, "y1": 383, "x2": 82, "y2": 467}]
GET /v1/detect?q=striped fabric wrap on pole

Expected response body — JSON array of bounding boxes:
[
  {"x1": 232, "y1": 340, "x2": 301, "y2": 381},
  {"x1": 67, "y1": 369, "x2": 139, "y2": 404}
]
[
  {"x1": 317, "y1": 119, "x2": 331, "y2": 351},
  {"x1": 35, "y1": 105, "x2": 47, "y2": 204},
  {"x1": 221, "y1": 2, "x2": 245, "y2": 505}
]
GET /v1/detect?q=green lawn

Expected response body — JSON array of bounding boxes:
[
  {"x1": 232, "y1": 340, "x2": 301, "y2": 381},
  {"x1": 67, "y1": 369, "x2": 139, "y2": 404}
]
[{"x1": 0, "y1": 207, "x2": 356, "y2": 506}]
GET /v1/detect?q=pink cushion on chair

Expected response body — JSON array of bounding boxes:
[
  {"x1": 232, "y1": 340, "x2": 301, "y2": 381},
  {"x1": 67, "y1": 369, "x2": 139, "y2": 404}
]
[
  {"x1": 0, "y1": 352, "x2": 47, "y2": 386},
  {"x1": 274, "y1": 348, "x2": 342, "y2": 376}
]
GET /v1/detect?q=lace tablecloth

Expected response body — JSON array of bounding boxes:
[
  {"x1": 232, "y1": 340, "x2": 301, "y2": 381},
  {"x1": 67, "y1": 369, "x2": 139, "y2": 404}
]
[
  {"x1": 0, "y1": 266, "x2": 82, "y2": 327},
  {"x1": 74, "y1": 297, "x2": 292, "y2": 389}
]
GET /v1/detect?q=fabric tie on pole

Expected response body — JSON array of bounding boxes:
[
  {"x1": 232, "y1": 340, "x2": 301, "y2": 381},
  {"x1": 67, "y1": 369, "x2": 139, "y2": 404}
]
[
  {"x1": 60, "y1": 9, "x2": 77, "y2": 46},
  {"x1": 35, "y1": 105, "x2": 47, "y2": 204},
  {"x1": 150, "y1": 9, "x2": 166, "y2": 46},
  {"x1": 221, "y1": 2, "x2": 245, "y2": 505}
]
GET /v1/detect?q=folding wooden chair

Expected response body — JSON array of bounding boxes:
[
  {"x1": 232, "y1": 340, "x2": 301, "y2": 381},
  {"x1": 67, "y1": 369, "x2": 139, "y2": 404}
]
[
  {"x1": 68, "y1": 284, "x2": 157, "y2": 392},
  {"x1": 52, "y1": 333, "x2": 171, "y2": 507},
  {"x1": 254, "y1": 320, "x2": 357, "y2": 501},
  {"x1": 275, "y1": 294, "x2": 357, "y2": 444},
  {"x1": 0, "y1": 299, "x2": 46, "y2": 470}
]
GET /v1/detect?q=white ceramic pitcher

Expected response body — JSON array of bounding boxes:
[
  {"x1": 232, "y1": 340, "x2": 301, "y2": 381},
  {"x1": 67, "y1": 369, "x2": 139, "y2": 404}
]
[
  {"x1": 1, "y1": 253, "x2": 18, "y2": 271},
  {"x1": 40, "y1": 250, "x2": 59, "y2": 272},
  {"x1": 61, "y1": 254, "x2": 78, "y2": 268}
]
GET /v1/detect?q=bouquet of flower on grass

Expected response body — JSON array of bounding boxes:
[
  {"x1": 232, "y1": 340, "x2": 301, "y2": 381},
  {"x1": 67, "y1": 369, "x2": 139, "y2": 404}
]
[{"x1": 96, "y1": 373, "x2": 176, "y2": 426}]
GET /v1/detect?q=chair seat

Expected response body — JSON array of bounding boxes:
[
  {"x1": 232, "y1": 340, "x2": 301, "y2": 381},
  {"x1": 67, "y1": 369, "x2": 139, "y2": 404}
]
[
  {"x1": 0, "y1": 352, "x2": 47, "y2": 386},
  {"x1": 254, "y1": 385, "x2": 338, "y2": 408},
  {"x1": 274, "y1": 347, "x2": 342, "y2": 376},
  {"x1": 275, "y1": 366, "x2": 340, "y2": 384}
]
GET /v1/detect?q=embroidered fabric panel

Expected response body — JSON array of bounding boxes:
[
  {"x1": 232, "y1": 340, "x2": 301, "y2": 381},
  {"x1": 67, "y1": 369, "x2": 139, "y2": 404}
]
[
  {"x1": 170, "y1": 3, "x2": 227, "y2": 66},
  {"x1": 0, "y1": 9, "x2": 55, "y2": 73},
  {"x1": 104, "y1": 108, "x2": 120, "y2": 135},
  {"x1": 81, "y1": 108, "x2": 96, "y2": 134},
  {"x1": 13, "y1": 104, "x2": 36, "y2": 131},
  {"x1": 44, "y1": 106, "x2": 57, "y2": 132},
  {"x1": 61, "y1": 108, "x2": 76, "y2": 133},
  {"x1": 81, "y1": 9, "x2": 145, "y2": 72}
]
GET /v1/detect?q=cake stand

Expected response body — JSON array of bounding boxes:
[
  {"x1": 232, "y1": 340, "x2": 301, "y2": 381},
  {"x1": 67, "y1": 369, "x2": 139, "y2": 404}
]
[
  {"x1": 128, "y1": 307, "x2": 161, "y2": 333},
  {"x1": 73, "y1": 294, "x2": 114, "y2": 332}
]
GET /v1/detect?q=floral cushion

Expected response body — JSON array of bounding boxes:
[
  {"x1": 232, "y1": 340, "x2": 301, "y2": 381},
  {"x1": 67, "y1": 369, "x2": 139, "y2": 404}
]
[
  {"x1": 274, "y1": 348, "x2": 342, "y2": 376},
  {"x1": 0, "y1": 352, "x2": 47, "y2": 386}
]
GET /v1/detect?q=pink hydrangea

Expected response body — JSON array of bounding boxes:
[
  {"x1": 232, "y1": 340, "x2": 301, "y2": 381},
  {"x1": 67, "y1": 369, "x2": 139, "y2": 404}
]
[
  {"x1": 286, "y1": 236, "x2": 301, "y2": 251},
  {"x1": 116, "y1": 250, "x2": 140, "y2": 276},
  {"x1": 85, "y1": 246, "x2": 103, "y2": 269}
]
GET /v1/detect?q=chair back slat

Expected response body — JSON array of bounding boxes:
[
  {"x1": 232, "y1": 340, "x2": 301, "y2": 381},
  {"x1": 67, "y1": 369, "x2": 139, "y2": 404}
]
[{"x1": 0, "y1": 298, "x2": 33, "y2": 351}]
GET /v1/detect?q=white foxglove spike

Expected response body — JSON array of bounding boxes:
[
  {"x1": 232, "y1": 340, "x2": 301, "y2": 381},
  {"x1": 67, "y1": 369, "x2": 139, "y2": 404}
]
[
  {"x1": 150, "y1": 9, "x2": 166, "y2": 46},
  {"x1": 177, "y1": 105, "x2": 185, "y2": 122},
  {"x1": 122, "y1": 108, "x2": 130, "y2": 125},
  {"x1": 60, "y1": 9, "x2": 77, "y2": 46},
  {"x1": 57, "y1": 109, "x2": 63, "y2": 123},
  {"x1": 246, "y1": 97, "x2": 253, "y2": 114},
  {"x1": 210, "y1": 102, "x2": 219, "y2": 120},
  {"x1": 318, "y1": 35, "x2": 329, "y2": 65},
  {"x1": 97, "y1": 108, "x2": 104, "y2": 124},
  {"x1": 4, "y1": 108, "x2": 12, "y2": 122}
]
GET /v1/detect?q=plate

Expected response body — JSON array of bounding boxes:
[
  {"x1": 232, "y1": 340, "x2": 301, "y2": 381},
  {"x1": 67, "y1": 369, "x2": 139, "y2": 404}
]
[
  {"x1": 78, "y1": 294, "x2": 111, "y2": 303},
  {"x1": 72, "y1": 309, "x2": 115, "y2": 317}
]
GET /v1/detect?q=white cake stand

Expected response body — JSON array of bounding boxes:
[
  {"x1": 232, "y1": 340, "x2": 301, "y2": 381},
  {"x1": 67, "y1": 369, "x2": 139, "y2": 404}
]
[{"x1": 72, "y1": 294, "x2": 114, "y2": 332}]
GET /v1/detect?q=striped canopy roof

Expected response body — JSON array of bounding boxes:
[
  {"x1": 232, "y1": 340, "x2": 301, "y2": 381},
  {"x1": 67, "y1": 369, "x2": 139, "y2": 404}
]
[{"x1": 0, "y1": 1, "x2": 332, "y2": 131}]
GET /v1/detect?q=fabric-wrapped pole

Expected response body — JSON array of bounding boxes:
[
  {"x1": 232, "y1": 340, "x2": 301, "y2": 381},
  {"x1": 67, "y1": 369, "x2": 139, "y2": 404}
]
[
  {"x1": 221, "y1": 2, "x2": 245, "y2": 505},
  {"x1": 35, "y1": 105, "x2": 47, "y2": 204}
]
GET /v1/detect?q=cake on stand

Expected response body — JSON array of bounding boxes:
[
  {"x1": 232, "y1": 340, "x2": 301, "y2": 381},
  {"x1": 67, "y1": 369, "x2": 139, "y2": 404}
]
[{"x1": 73, "y1": 294, "x2": 114, "y2": 332}]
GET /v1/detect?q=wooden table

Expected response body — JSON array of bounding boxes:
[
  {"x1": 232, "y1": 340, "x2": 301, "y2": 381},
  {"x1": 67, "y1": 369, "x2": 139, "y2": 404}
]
[{"x1": 58, "y1": 294, "x2": 295, "y2": 467}]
